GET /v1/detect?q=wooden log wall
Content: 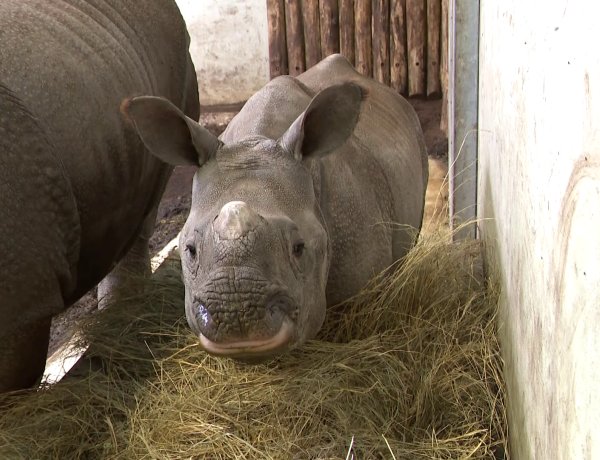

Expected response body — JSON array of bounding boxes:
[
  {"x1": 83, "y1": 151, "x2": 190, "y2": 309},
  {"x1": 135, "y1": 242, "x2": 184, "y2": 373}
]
[
  {"x1": 267, "y1": 0, "x2": 448, "y2": 101},
  {"x1": 267, "y1": 0, "x2": 288, "y2": 76},
  {"x1": 440, "y1": 0, "x2": 449, "y2": 132}
]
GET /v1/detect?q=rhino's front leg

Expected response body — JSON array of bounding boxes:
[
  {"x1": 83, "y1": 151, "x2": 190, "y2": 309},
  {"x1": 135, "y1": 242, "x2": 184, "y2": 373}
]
[
  {"x1": 97, "y1": 209, "x2": 156, "y2": 310},
  {"x1": 0, "y1": 317, "x2": 52, "y2": 393}
]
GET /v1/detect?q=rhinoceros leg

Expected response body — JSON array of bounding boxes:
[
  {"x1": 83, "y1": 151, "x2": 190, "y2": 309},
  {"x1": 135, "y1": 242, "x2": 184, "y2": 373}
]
[
  {"x1": 0, "y1": 317, "x2": 51, "y2": 393},
  {"x1": 97, "y1": 207, "x2": 157, "y2": 309}
]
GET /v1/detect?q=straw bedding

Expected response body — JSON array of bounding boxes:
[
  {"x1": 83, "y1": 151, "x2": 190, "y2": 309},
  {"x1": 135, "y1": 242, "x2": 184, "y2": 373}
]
[{"x1": 0, "y1": 230, "x2": 507, "y2": 459}]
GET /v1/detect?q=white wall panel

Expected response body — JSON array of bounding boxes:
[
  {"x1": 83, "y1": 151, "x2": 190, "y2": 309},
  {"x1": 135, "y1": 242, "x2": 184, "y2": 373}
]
[
  {"x1": 176, "y1": 0, "x2": 270, "y2": 107},
  {"x1": 478, "y1": 1, "x2": 600, "y2": 458}
]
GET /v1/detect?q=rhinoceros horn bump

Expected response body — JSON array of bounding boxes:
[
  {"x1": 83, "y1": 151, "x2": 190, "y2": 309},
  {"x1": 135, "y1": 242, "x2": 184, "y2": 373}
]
[{"x1": 214, "y1": 201, "x2": 262, "y2": 240}]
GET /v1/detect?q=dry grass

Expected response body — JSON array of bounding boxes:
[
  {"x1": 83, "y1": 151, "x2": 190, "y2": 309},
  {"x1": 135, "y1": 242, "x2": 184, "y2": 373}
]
[{"x1": 0, "y1": 229, "x2": 507, "y2": 459}]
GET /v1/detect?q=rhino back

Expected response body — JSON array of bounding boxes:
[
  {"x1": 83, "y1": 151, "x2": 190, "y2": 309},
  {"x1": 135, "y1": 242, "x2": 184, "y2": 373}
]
[
  {"x1": 298, "y1": 55, "x2": 428, "y2": 303},
  {"x1": 218, "y1": 56, "x2": 426, "y2": 305},
  {"x1": 298, "y1": 54, "x2": 428, "y2": 195},
  {"x1": 0, "y1": 0, "x2": 199, "y2": 297}
]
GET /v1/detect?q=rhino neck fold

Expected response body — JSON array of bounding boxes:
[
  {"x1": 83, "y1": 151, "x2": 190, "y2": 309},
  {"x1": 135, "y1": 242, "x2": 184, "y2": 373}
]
[{"x1": 307, "y1": 157, "x2": 332, "y2": 272}]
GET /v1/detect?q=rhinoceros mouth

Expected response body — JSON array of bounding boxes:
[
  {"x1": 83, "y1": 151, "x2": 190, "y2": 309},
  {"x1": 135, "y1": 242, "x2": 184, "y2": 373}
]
[{"x1": 198, "y1": 318, "x2": 294, "y2": 358}]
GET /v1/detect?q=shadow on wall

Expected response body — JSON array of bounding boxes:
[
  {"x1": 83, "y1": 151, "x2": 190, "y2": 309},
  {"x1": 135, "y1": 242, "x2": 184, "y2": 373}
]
[{"x1": 478, "y1": 168, "x2": 521, "y2": 459}]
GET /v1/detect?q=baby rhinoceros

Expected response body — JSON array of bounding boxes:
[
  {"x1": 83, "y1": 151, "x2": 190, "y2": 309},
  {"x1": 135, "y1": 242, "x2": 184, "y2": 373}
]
[{"x1": 126, "y1": 54, "x2": 428, "y2": 359}]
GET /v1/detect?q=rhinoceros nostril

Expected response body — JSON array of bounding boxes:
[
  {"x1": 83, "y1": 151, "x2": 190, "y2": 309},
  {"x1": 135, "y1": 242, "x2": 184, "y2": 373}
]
[
  {"x1": 266, "y1": 296, "x2": 294, "y2": 325},
  {"x1": 195, "y1": 302, "x2": 213, "y2": 329}
]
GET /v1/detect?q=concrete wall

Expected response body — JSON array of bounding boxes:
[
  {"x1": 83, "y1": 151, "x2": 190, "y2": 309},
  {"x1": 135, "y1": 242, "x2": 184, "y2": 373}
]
[
  {"x1": 176, "y1": 0, "x2": 269, "y2": 107},
  {"x1": 478, "y1": 1, "x2": 600, "y2": 458}
]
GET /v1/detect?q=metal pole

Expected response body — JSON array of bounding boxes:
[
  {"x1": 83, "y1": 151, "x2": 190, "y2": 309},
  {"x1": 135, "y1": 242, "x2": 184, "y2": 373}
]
[{"x1": 448, "y1": 0, "x2": 480, "y2": 239}]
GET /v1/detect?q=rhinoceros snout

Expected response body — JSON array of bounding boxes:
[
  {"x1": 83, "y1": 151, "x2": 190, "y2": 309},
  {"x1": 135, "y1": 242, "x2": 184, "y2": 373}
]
[{"x1": 191, "y1": 293, "x2": 297, "y2": 358}]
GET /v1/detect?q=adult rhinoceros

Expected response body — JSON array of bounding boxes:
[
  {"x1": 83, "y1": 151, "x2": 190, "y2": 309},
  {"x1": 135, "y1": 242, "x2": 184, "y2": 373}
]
[
  {"x1": 0, "y1": 0, "x2": 199, "y2": 391},
  {"x1": 125, "y1": 54, "x2": 428, "y2": 360}
]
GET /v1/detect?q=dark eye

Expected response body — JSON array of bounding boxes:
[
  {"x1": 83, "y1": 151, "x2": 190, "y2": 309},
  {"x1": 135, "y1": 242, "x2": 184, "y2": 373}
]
[
  {"x1": 185, "y1": 242, "x2": 197, "y2": 258},
  {"x1": 292, "y1": 241, "x2": 305, "y2": 257}
]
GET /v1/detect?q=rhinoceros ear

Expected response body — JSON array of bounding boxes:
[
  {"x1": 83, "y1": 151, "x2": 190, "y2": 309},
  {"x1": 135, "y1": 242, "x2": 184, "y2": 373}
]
[
  {"x1": 122, "y1": 96, "x2": 220, "y2": 167},
  {"x1": 280, "y1": 82, "x2": 364, "y2": 161}
]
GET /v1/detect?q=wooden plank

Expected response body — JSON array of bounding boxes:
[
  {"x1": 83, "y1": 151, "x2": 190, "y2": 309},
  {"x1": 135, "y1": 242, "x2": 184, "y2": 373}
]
[
  {"x1": 285, "y1": 0, "x2": 305, "y2": 75},
  {"x1": 426, "y1": 0, "x2": 442, "y2": 97},
  {"x1": 406, "y1": 0, "x2": 426, "y2": 96},
  {"x1": 440, "y1": 0, "x2": 449, "y2": 132},
  {"x1": 355, "y1": 0, "x2": 372, "y2": 76},
  {"x1": 372, "y1": 0, "x2": 391, "y2": 85},
  {"x1": 390, "y1": 0, "x2": 408, "y2": 94},
  {"x1": 339, "y1": 0, "x2": 355, "y2": 65},
  {"x1": 302, "y1": 0, "x2": 321, "y2": 68},
  {"x1": 267, "y1": 0, "x2": 288, "y2": 78},
  {"x1": 320, "y1": 0, "x2": 340, "y2": 58}
]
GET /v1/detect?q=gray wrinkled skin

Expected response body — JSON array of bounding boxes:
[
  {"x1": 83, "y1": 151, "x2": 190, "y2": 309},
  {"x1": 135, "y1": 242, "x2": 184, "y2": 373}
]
[
  {"x1": 0, "y1": 0, "x2": 199, "y2": 391},
  {"x1": 127, "y1": 54, "x2": 428, "y2": 360}
]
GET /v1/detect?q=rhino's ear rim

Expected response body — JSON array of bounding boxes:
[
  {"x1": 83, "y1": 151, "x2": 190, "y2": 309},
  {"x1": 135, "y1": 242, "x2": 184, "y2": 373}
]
[
  {"x1": 280, "y1": 82, "x2": 365, "y2": 161},
  {"x1": 121, "y1": 96, "x2": 220, "y2": 167}
]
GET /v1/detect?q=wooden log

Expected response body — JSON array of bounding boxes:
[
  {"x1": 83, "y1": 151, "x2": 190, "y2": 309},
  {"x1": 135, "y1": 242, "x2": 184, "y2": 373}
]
[
  {"x1": 372, "y1": 0, "x2": 390, "y2": 85},
  {"x1": 390, "y1": 0, "x2": 408, "y2": 94},
  {"x1": 339, "y1": 0, "x2": 355, "y2": 65},
  {"x1": 406, "y1": 0, "x2": 426, "y2": 96},
  {"x1": 440, "y1": 0, "x2": 449, "y2": 96},
  {"x1": 426, "y1": 0, "x2": 442, "y2": 97},
  {"x1": 267, "y1": 0, "x2": 288, "y2": 78},
  {"x1": 320, "y1": 0, "x2": 340, "y2": 58},
  {"x1": 302, "y1": 0, "x2": 321, "y2": 68},
  {"x1": 285, "y1": 0, "x2": 305, "y2": 76},
  {"x1": 355, "y1": 0, "x2": 372, "y2": 76},
  {"x1": 440, "y1": 0, "x2": 449, "y2": 132}
]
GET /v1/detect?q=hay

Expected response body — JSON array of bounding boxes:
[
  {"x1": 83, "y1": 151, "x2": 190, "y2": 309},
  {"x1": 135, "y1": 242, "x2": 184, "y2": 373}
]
[{"x1": 0, "y1": 230, "x2": 507, "y2": 459}]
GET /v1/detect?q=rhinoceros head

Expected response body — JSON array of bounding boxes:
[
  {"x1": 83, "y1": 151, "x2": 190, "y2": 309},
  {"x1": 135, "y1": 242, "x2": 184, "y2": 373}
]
[{"x1": 123, "y1": 83, "x2": 363, "y2": 359}]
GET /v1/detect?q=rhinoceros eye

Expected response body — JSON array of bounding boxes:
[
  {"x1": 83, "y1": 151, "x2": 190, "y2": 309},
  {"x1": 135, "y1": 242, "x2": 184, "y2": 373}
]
[
  {"x1": 185, "y1": 243, "x2": 197, "y2": 259},
  {"x1": 292, "y1": 241, "x2": 305, "y2": 257}
]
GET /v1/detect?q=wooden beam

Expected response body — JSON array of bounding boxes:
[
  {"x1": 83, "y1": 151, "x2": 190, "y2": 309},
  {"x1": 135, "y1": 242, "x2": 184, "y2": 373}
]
[
  {"x1": 339, "y1": 0, "x2": 355, "y2": 65},
  {"x1": 426, "y1": 0, "x2": 442, "y2": 97},
  {"x1": 406, "y1": 0, "x2": 426, "y2": 96},
  {"x1": 285, "y1": 0, "x2": 305, "y2": 75},
  {"x1": 390, "y1": 0, "x2": 408, "y2": 94},
  {"x1": 320, "y1": 0, "x2": 340, "y2": 58},
  {"x1": 440, "y1": 0, "x2": 449, "y2": 132},
  {"x1": 302, "y1": 0, "x2": 321, "y2": 68},
  {"x1": 267, "y1": 0, "x2": 288, "y2": 78},
  {"x1": 355, "y1": 0, "x2": 372, "y2": 76},
  {"x1": 373, "y1": 0, "x2": 391, "y2": 85}
]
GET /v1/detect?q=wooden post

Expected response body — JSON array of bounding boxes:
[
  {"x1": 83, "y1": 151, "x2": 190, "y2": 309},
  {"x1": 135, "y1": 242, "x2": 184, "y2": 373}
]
[
  {"x1": 372, "y1": 0, "x2": 391, "y2": 85},
  {"x1": 426, "y1": 0, "x2": 442, "y2": 97},
  {"x1": 355, "y1": 0, "x2": 372, "y2": 76},
  {"x1": 285, "y1": 0, "x2": 305, "y2": 76},
  {"x1": 267, "y1": 0, "x2": 288, "y2": 78},
  {"x1": 339, "y1": 0, "x2": 355, "y2": 65},
  {"x1": 390, "y1": 0, "x2": 408, "y2": 94},
  {"x1": 440, "y1": 0, "x2": 449, "y2": 132},
  {"x1": 302, "y1": 0, "x2": 321, "y2": 68},
  {"x1": 320, "y1": 0, "x2": 340, "y2": 58},
  {"x1": 406, "y1": 0, "x2": 426, "y2": 96}
]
